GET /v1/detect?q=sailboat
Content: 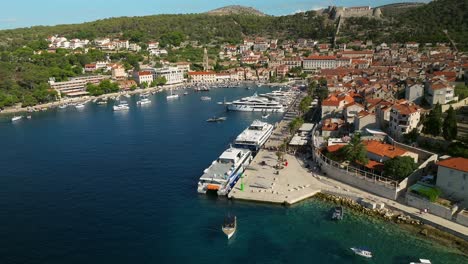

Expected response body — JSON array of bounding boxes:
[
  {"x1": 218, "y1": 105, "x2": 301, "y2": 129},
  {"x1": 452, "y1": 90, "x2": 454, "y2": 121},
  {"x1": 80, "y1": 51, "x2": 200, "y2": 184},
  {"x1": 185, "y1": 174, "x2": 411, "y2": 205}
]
[{"x1": 166, "y1": 88, "x2": 179, "y2": 99}]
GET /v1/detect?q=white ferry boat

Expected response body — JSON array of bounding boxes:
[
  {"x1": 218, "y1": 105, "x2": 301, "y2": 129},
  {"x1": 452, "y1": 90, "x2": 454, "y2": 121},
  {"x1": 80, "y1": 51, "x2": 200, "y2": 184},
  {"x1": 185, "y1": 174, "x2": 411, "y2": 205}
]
[
  {"x1": 234, "y1": 120, "x2": 274, "y2": 152},
  {"x1": 197, "y1": 147, "x2": 252, "y2": 195},
  {"x1": 113, "y1": 102, "x2": 129, "y2": 111}
]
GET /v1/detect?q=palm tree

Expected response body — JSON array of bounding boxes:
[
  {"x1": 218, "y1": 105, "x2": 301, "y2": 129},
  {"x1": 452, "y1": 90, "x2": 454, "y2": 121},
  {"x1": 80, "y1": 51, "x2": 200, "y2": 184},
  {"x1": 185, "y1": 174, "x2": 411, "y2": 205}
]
[{"x1": 341, "y1": 134, "x2": 368, "y2": 165}]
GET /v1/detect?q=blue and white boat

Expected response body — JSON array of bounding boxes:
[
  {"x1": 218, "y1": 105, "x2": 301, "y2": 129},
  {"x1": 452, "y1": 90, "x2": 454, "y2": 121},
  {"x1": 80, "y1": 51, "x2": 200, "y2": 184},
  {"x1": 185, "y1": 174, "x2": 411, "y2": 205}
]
[{"x1": 197, "y1": 147, "x2": 252, "y2": 195}]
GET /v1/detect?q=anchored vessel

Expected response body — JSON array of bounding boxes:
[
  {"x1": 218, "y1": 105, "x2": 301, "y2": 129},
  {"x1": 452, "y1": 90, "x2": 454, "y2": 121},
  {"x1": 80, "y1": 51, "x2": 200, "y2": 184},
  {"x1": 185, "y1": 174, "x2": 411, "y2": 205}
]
[
  {"x1": 350, "y1": 247, "x2": 372, "y2": 258},
  {"x1": 331, "y1": 206, "x2": 344, "y2": 220},
  {"x1": 137, "y1": 98, "x2": 151, "y2": 105},
  {"x1": 11, "y1": 115, "x2": 23, "y2": 122},
  {"x1": 234, "y1": 120, "x2": 274, "y2": 152},
  {"x1": 166, "y1": 89, "x2": 179, "y2": 99},
  {"x1": 222, "y1": 215, "x2": 237, "y2": 239},
  {"x1": 113, "y1": 101, "x2": 129, "y2": 111},
  {"x1": 207, "y1": 116, "x2": 227, "y2": 122},
  {"x1": 227, "y1": 93, "x2": 284, "y2": 112},
  {"x1": 197, "y1": 147, "x2": 252, "y2": 195}
]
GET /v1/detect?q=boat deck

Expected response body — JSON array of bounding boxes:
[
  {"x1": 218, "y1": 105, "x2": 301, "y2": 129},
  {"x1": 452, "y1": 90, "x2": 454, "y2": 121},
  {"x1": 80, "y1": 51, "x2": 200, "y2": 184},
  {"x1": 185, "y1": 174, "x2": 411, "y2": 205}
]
[{"x1": 199, "y1": 162, "x2": 232, "y2": 183}]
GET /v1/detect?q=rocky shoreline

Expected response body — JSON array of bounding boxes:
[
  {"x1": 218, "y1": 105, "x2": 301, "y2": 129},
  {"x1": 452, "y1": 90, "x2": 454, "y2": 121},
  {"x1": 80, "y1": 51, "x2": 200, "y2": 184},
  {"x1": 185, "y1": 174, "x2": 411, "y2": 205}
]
[{"x1": 313, "y1": 192, "x2": 468, "y2": 256}]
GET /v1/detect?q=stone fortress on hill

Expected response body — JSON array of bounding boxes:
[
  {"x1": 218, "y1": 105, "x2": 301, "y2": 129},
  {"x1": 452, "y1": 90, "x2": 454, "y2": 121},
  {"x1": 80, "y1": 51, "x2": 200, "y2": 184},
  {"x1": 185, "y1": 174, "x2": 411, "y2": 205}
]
[{"x1": 322, "y1": 6, "x2": 383, "y2": 20}]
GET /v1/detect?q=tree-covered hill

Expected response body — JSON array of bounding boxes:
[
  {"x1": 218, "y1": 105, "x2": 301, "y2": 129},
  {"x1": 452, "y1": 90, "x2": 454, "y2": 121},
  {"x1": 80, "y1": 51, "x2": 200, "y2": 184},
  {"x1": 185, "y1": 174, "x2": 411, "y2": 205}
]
[
  {"x1": 0, "y1": 11, "x2": 332, "y2": 50},
  {"x1": 339, "y1": 0, "x2": 468, "y2": 50}
]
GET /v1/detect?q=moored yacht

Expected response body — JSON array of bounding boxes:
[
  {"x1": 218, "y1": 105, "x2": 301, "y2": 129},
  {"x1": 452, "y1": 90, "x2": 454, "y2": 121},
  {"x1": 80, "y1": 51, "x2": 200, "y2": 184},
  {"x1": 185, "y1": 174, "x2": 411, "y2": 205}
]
[
  {"x1": 234, "y1": 120, "x2": 274, "y2": 152},
  {"x1": 11, "y1": 115, "x2": 23, "y2": 122},
  {"x1": 113, "y1": 101, "x2": 129, "y2": 111},
  {"x1": 227, "y1": 93, "x2": 284, "y2": 112},
  {"x1": 166, "y1": 89, "x2": 179, "y2": 99},
  {"x1": 137, "y1": 98, "x2": 151, "y2": 105},
  {"x1": 197, "y1": 147, "x2": 252, "y2": 196}
]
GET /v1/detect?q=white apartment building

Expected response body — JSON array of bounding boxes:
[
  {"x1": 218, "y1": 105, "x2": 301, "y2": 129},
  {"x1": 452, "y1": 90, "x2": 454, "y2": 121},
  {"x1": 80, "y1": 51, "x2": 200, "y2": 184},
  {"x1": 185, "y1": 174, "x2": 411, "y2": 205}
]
[
  {"x1": 436, "y1": 157, "x2": 468, "y2": 205},
  {"x1": 425, "y1": 80, "x2": 458, "y2": 106},
  {"x1": 154, "y1": 67, "x2": 184, "y2": 85},
  {"x1": 134, "y1": 71, "x2": 154, "y2": 85},
  {"x1": 389, "y1": 102, "x2": 421, "y2": 139},
  {"x1": 49, "y1": 75, "x2": 109, "y2": 97},
  {"x1": 303, "y1": 56, "x2": 337, "y2": 70}
]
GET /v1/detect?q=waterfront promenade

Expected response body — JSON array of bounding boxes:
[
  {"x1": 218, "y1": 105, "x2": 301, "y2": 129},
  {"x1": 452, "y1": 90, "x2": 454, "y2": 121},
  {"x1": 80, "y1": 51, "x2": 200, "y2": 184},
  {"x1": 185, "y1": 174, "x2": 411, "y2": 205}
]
[{"x1": 228, "y1": 92, "x2": 468, "y2": 240}]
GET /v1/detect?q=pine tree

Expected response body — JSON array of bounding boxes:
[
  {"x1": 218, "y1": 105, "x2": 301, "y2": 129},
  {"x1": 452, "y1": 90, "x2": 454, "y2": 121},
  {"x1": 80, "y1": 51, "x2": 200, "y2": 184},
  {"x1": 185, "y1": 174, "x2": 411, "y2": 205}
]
[
  {"x1": 443, "y1": 106, "x2": 457, "y2": 140},
  {"x1": 422, "y1": 103, "x2": 442, "y2": 137}
]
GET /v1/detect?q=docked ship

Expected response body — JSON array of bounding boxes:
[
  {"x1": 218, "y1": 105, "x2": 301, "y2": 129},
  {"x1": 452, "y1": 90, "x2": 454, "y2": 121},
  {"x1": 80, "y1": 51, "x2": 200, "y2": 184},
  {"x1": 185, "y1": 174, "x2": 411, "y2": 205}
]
[
  {"x1": 259, "y1": 89, "x2": 298, "y2": 106},
  {"x1": 227, "y1": 93, "x2": 284, "y2": 112},
  {"x1": 234, "y1": 120, "x2": 274, "y2": 152},
  {"x1": 197, "y1": 147, "x2": 252, "y2": 195}
]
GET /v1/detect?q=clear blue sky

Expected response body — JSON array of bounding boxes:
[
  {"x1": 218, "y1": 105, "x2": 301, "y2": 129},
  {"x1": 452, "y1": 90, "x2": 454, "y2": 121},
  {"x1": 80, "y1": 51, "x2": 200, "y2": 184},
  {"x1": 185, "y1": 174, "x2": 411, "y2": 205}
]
[{"x1": 0, "y1": 0, "x2": 430, "y2": 30}]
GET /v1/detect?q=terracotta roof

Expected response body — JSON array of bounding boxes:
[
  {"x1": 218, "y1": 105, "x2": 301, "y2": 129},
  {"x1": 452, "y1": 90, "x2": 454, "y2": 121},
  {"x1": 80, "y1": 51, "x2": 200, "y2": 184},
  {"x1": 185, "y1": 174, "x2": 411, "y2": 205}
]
[
  {"x1": 392, "y1": 103, "x2": 420, "y2": 115},
  {"x1": 138, "y1": 71, "x2": 152, "y2": 76},
  {"x1": 326, "y1": 144, "x2": 345, "y2": 153},
  {"x1": 437, "y1": 157, "x2": 468, "y2": 173},
  {"x1": 342, "y1": 50, "x2": 373, "y2": 55},
  {"x1": 304, "y1": 55, "x2": 336, "y2": 60},
  {"x1": 188, "y1": 71, "x2": 216, "y2": 75},
  {"x1": 363, "y1": 140, "x2": 407, "y2": 159}
]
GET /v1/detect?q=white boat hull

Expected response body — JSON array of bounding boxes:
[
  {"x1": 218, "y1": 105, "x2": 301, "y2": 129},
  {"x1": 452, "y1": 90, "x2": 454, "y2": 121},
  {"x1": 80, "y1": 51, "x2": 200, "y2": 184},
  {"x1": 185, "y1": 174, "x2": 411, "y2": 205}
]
[{"x1": 227, "y1": 104, "x2": 284, "y2": 112}]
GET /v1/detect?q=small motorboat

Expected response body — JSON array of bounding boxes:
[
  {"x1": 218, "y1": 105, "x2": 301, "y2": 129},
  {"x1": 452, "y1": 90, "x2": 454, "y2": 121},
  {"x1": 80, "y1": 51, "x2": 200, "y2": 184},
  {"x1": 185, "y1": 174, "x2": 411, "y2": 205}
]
[
  {"x1": 262, "y1": 114, "x2": 270, "y2": 119},
  {"x1": 222, "y1": 215, "x2": 236, "y2": 239},
  {"x1": 137, "y1": 98, "x2": 151, "y2": 105},
  {"x1": 183, "y1": 92, "x2": 188, "y2": 95},
  {"x1": 26, "y1": 115, "x2": 32, "y2": 119},
  {"x1": 350, "y1": 247, "x2": 372, "y2": 258},
  {"x1": 11, "y1": 115, "x2": 23, "y2": 122},
  {"x1": 58, "y1": 104, "x2": 68, "y2": 109},
  {"x1": 201, "y1": 96, "x2": 211, "y2": 101},
  {"x1": 410, "y1": 259, "x2": 431, "y2": 264},
  {"x1": 331, "y1": 206, "x2": 344, "y2": 220},
  {"x1": 75, "y1": 103, "x2": 85, "y2": 109},
  {"x1": 207, "y1": 117, "x2": 227, "y2": 122},
  {"x1": 113, "y1": 102, "x2": 130, "y2": 111}
]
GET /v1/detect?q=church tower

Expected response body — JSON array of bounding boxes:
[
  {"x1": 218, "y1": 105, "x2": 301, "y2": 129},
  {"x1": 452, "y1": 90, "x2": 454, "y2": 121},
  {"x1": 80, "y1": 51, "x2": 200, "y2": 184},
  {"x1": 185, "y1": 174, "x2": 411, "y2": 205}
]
[{"x1": 203, "y1": 48, "x2": 209, "y2": 71}]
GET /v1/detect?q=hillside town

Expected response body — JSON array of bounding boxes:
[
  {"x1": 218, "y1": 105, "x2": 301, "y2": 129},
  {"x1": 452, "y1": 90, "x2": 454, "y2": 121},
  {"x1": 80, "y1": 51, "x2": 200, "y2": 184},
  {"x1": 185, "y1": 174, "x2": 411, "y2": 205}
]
[{"x1": 1, "y1": 4, "x2": 467, "y2": 245}]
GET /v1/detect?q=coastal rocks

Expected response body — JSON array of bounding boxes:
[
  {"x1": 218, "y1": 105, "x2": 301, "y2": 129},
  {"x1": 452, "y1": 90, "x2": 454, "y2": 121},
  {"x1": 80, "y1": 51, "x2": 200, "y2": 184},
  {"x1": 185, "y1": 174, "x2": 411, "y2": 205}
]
[{"x1": 313, "y1": 192, "x2": 422, "y2": 226}]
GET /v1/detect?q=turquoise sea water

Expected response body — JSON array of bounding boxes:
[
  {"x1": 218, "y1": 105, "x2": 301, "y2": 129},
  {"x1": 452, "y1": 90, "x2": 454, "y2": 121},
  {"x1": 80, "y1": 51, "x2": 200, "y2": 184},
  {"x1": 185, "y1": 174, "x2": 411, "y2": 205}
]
[{"x1": 0, "y1": 87, "x2": 465, "y2": 263}]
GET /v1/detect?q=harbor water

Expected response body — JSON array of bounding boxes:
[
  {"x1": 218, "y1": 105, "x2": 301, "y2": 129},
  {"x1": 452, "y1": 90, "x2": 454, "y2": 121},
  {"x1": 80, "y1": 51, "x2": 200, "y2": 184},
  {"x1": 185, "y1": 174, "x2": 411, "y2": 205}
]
[{"x1": 0, "y1": 87, "x2": 465, "y2": 263}]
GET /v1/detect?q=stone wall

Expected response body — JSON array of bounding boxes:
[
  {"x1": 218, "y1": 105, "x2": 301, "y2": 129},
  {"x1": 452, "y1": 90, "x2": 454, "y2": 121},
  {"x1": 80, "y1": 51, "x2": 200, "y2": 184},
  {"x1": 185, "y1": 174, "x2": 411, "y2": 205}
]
[
  {"x1": 406, "y1": 192, "x2": 455, "y2": 220},
  {"x1": 455, "y1": 210, "x2": 468, "y2": 227},
  {"x1": 315, "y1": 150, "x2": 399, "y2": 200},
  {"x1": 441, "y1": 97, "x2": 468, "y2": 112}
]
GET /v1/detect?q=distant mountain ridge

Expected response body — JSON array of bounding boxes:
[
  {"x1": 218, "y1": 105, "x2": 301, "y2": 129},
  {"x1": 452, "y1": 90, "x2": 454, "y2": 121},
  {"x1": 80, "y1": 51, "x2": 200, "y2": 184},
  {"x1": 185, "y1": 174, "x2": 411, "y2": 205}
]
[{"x1": 205, "y1": 5, "x2": 267, "y2": 16}]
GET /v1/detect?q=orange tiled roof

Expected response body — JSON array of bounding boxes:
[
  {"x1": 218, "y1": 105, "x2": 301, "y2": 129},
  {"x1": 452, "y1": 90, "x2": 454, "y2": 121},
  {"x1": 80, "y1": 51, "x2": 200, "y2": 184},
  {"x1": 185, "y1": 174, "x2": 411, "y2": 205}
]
[
  {"x1": 305, "y1": 55, "x2": 336, "y2": 60},
  {"x1": 392, "y1": 103, "x2": 420, "y2": 115},
  {"x1": 363, "y1": 140, "x2": 407, "y2": 159},
  {"x1": 437, "y1": 157, "x2": 468, "y2": 173}
]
